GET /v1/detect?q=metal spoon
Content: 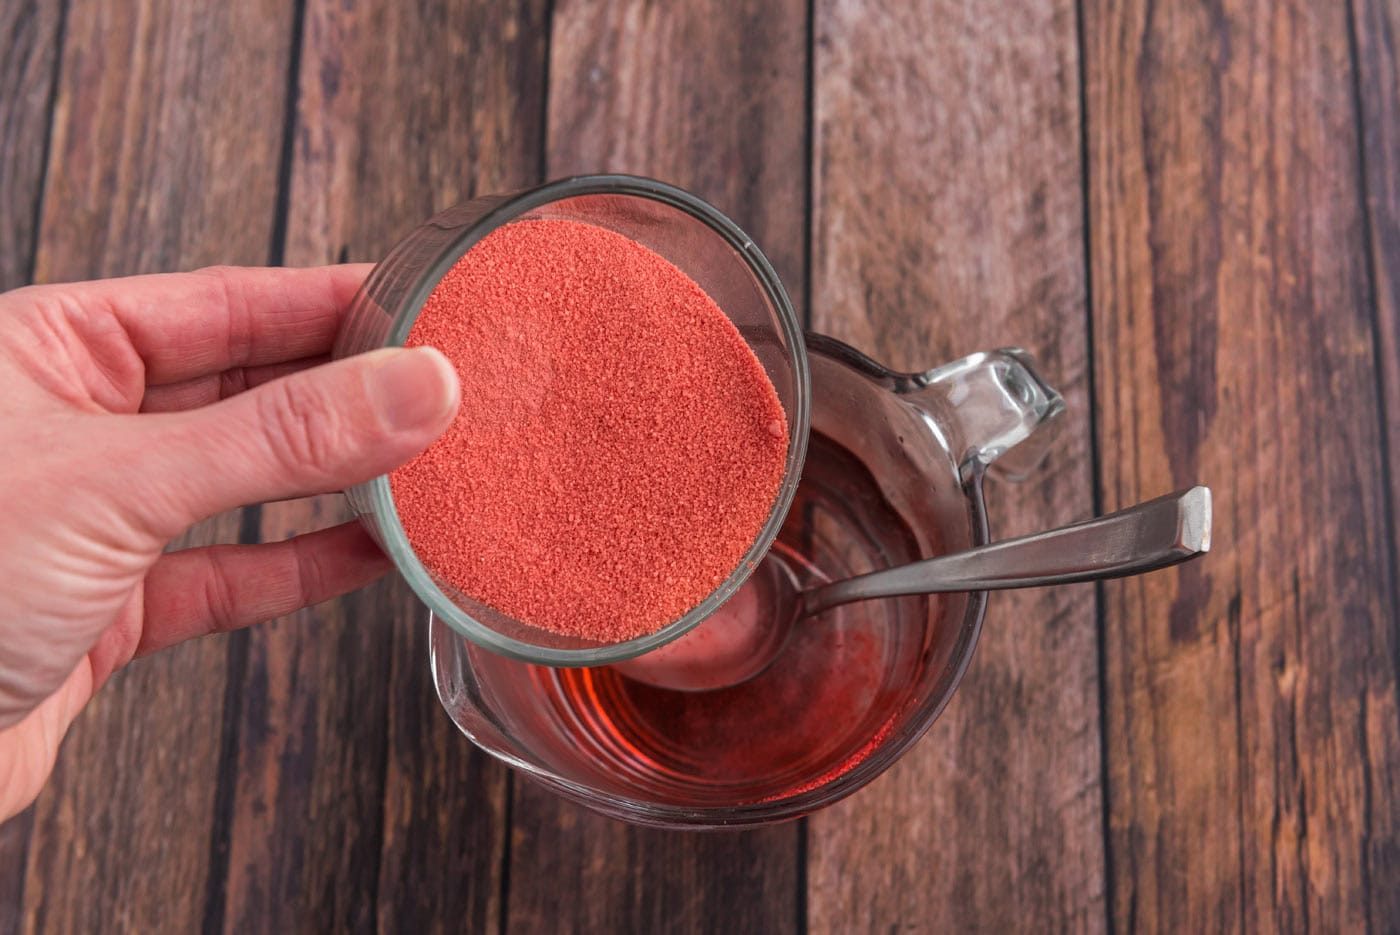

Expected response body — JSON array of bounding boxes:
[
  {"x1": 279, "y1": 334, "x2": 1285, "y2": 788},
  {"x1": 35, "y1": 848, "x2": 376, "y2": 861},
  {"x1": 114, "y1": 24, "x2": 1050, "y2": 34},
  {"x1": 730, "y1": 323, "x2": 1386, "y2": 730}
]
[{"x1": 614, "y1": 486, "x2": 1212, "y2": 691}]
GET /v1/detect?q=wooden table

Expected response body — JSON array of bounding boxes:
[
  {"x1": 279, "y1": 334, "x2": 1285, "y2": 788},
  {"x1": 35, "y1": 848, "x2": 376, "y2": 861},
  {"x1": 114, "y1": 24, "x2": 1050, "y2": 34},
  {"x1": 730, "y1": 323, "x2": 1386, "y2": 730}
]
[{"x1": 2, "y1": 0, "x2": 1398, "y2": 931}]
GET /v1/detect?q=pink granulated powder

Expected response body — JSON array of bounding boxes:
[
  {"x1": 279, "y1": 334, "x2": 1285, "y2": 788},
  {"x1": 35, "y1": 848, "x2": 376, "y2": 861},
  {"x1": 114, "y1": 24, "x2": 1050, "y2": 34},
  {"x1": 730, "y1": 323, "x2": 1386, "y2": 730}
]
[{"x1": 390, "y1": 218, "x2": 789, "y2": 643}]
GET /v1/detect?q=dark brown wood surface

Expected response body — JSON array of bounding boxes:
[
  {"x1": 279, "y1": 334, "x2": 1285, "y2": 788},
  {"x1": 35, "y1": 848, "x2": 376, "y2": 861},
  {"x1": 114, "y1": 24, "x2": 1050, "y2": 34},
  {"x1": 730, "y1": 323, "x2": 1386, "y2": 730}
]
[
  {"x1": 1358, "y1": 0, "x2": 1400, "y2": 744},
  {"x1": 0, "y1": 0, "x2": 1397, "y2": 932},
  {"x1": 1085, "y1": 0, "x2": 1400, "y2": 931}
]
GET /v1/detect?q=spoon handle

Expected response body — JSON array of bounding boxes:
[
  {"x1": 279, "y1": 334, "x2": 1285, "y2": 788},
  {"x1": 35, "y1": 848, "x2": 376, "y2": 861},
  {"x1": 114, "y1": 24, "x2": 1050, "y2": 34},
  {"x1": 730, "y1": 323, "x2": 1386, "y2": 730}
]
[{"x1": 802, "y1": 486, "x2": 1212, "y2": 617}]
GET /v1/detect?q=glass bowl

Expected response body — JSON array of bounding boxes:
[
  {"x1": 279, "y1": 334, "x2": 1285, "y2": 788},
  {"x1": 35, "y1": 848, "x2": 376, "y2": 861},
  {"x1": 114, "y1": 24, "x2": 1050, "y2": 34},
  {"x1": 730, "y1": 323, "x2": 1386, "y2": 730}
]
[{"x1": 333, "y1": 175, "x2": 810, "y2": 667}]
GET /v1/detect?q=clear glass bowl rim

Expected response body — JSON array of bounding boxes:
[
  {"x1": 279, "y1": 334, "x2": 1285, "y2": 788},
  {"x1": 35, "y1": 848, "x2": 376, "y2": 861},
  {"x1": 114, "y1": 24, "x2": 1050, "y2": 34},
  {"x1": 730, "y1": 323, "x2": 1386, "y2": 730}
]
[{"x1": 365, "y1": 174, "x2": 811, "y2": 667}]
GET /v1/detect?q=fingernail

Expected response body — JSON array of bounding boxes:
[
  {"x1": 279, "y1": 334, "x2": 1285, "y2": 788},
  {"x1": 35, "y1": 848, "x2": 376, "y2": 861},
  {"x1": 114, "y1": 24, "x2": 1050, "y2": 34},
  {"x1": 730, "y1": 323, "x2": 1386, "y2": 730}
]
[{"x1": 365, "y1": 347, "x2": 460, "y2": 433}]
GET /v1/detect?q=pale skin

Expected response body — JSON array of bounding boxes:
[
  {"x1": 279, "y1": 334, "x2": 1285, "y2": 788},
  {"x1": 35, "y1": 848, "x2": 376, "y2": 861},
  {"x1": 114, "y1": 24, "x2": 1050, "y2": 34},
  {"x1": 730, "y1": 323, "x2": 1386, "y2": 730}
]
[{"x1": 0, "y1": 265, "x2": 461, "y2": 822}]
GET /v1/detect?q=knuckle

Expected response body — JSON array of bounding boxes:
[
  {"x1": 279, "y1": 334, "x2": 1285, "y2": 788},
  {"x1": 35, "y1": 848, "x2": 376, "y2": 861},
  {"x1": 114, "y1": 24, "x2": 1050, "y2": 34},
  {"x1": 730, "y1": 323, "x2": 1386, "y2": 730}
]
[
  {"x1": 201, "y1": 550, "x2": 242, "y2": 632},
  {"x1": 218, "y1": 366, "x2": 251, "y2": 399},
  {"x1": 256, "y1": 378, "x2": 339, "y2": 478},
  {"x1": 293, "y1": 542, "x2": 328, "y2": 608},
  {"x1": 194, "y1": 265, "x2": 255, "y2": 364}
]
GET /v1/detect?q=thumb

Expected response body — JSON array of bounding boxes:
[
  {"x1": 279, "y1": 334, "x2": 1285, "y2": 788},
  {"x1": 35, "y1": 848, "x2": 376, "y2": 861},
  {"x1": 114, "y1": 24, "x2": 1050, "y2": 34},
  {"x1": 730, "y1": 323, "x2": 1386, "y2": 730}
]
[{"x1": 135, "y1": 346, "x2": 459, "y2": 532}]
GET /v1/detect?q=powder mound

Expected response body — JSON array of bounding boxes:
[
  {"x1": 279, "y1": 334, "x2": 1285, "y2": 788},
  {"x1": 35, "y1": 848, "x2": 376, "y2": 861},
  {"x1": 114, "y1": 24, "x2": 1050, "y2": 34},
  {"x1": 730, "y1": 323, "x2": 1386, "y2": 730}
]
[{"x1": 390, "y1": 218, "x2": 790, "y2": 643}]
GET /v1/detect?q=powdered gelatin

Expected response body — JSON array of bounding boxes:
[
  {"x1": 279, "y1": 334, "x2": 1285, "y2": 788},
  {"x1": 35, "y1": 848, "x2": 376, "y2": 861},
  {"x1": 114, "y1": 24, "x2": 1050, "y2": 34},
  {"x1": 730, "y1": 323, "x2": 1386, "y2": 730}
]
[{"x1": 391, "y1": 218, "x2": 788, "y2": 643}]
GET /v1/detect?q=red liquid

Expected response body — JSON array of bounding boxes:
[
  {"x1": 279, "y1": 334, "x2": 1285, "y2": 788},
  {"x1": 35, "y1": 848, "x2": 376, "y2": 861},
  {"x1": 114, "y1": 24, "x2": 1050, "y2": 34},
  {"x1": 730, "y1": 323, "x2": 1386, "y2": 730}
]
[{"x1": 507, "y1": 434, "x2": 942, "y2": 803}]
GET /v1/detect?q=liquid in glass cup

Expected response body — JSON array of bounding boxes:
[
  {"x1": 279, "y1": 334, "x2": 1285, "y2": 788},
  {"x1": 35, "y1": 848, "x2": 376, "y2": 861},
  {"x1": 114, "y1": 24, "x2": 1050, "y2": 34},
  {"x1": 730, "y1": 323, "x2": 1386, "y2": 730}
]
[{"x1": 431, "y1": 335, "x2": 1064, "y2": 827}]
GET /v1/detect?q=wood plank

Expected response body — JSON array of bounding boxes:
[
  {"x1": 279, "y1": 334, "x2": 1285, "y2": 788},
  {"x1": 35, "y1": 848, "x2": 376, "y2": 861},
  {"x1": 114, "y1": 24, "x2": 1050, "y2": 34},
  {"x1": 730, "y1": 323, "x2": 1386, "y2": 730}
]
[
  {"x1": 546, "y1": 0, "x2": 807, "y2": 300},
  {"x1": 1353, "y1": 2, "x2": 1400, "y2": 920},
  {"x1": 0, "y1": 0, "x2": 63, "y2": 292},
  {"x1": 0, "y1": 2, "x2": 67, "y2": 929},
  {"x1": 1084, "y1": 0, "x2": 1400, "y2": 929},
  {"x1": 807, "y1": 0, "x2": 1102, "y2": 930},
  {"x1": 505, "y1": 807, "x2": 800, "y2": 934},
  {"x1": 217, "y1": 2, "x2": 548, "y2": 930},
  {"x1": 16, "y1": 0, "x2": 296, "y2": 930},
  {"x1": 503, "y1": 1, "x2": 808, "y2": 932}
]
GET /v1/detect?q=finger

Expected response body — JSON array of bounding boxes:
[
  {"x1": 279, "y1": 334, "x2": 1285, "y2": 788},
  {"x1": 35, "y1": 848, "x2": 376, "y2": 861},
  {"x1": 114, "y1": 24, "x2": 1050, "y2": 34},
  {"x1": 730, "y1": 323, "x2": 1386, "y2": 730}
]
[
  {"x1": 140, "y1": 355, "x2": 330, "y2": 412},
  {"x1": 22, "y1": 264, "x2": 372, "y2": 384},
  {"x1": 138, "y1": 522, "x2": 391, "y2": 655},
  {"x1": 132, "y1": 346, "x2": 459, "y2": 535}
]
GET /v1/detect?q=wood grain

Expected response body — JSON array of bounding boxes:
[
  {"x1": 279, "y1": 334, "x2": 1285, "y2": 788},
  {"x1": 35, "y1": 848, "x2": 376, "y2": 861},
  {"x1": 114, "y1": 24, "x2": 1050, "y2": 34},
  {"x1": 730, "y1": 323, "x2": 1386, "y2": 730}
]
[
  {"x1": 506, "y1": 801, "x2": 800, "y2": 934},
  {"x1": 501, "y1": 0, "x2": 809, "y2": 931},
  {"x1": 546, "y1": 0, "x2": 808, "y2": 303},
  {"x1": 808, "y1": 0, "x2": 1102, "y2": 930},
  {"x1": 15, "y1": 1, "x2": 297, "y2": 931},
  {"x1": 0, "y1": 2, "x2": 66, "y2": 929},
  {"x1": 1085, "y1": 0, "x2": 1400, "y2": 929},
  {"x1": 0, "y1": 0, "x2": 63, "y2": 292},
  {"x1": 216, "y1": 1, "x2": 549, "y2": 930},
  {"x1": 1353, "y1": 6, "x2": 1400, "y2": 922}
]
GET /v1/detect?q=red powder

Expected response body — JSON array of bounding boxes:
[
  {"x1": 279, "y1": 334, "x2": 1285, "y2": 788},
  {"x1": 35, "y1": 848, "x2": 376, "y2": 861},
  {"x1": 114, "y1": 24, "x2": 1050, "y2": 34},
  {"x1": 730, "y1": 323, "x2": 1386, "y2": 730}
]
[{"x1": 390, "y1": 218, "x2": 789, "y2": 643}]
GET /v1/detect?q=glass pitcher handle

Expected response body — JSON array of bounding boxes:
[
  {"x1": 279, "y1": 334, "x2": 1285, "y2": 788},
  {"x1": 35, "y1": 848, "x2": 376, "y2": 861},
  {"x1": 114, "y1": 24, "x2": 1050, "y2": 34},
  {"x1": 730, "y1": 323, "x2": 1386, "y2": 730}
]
[{"x1": 914, "y1": 348, "x2": 1065, "y2": 481}]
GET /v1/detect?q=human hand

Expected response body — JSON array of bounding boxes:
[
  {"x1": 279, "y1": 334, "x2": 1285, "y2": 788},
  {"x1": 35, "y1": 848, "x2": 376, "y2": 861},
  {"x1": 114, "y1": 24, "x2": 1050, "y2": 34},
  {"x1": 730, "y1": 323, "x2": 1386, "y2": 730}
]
[{"x1": 0, "y1": 266, "x2": 460, "y2": 821}]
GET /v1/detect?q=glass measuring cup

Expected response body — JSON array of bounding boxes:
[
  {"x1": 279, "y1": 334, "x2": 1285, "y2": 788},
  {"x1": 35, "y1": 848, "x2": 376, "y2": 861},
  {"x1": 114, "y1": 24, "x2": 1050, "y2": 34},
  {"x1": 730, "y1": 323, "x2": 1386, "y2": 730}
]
[
  {"x1": 333, "y1": 175, "x2": 810, "y2": 666},
  {"x1": 430, "y1": 333, "x2": 1064, "y2": 827}
]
